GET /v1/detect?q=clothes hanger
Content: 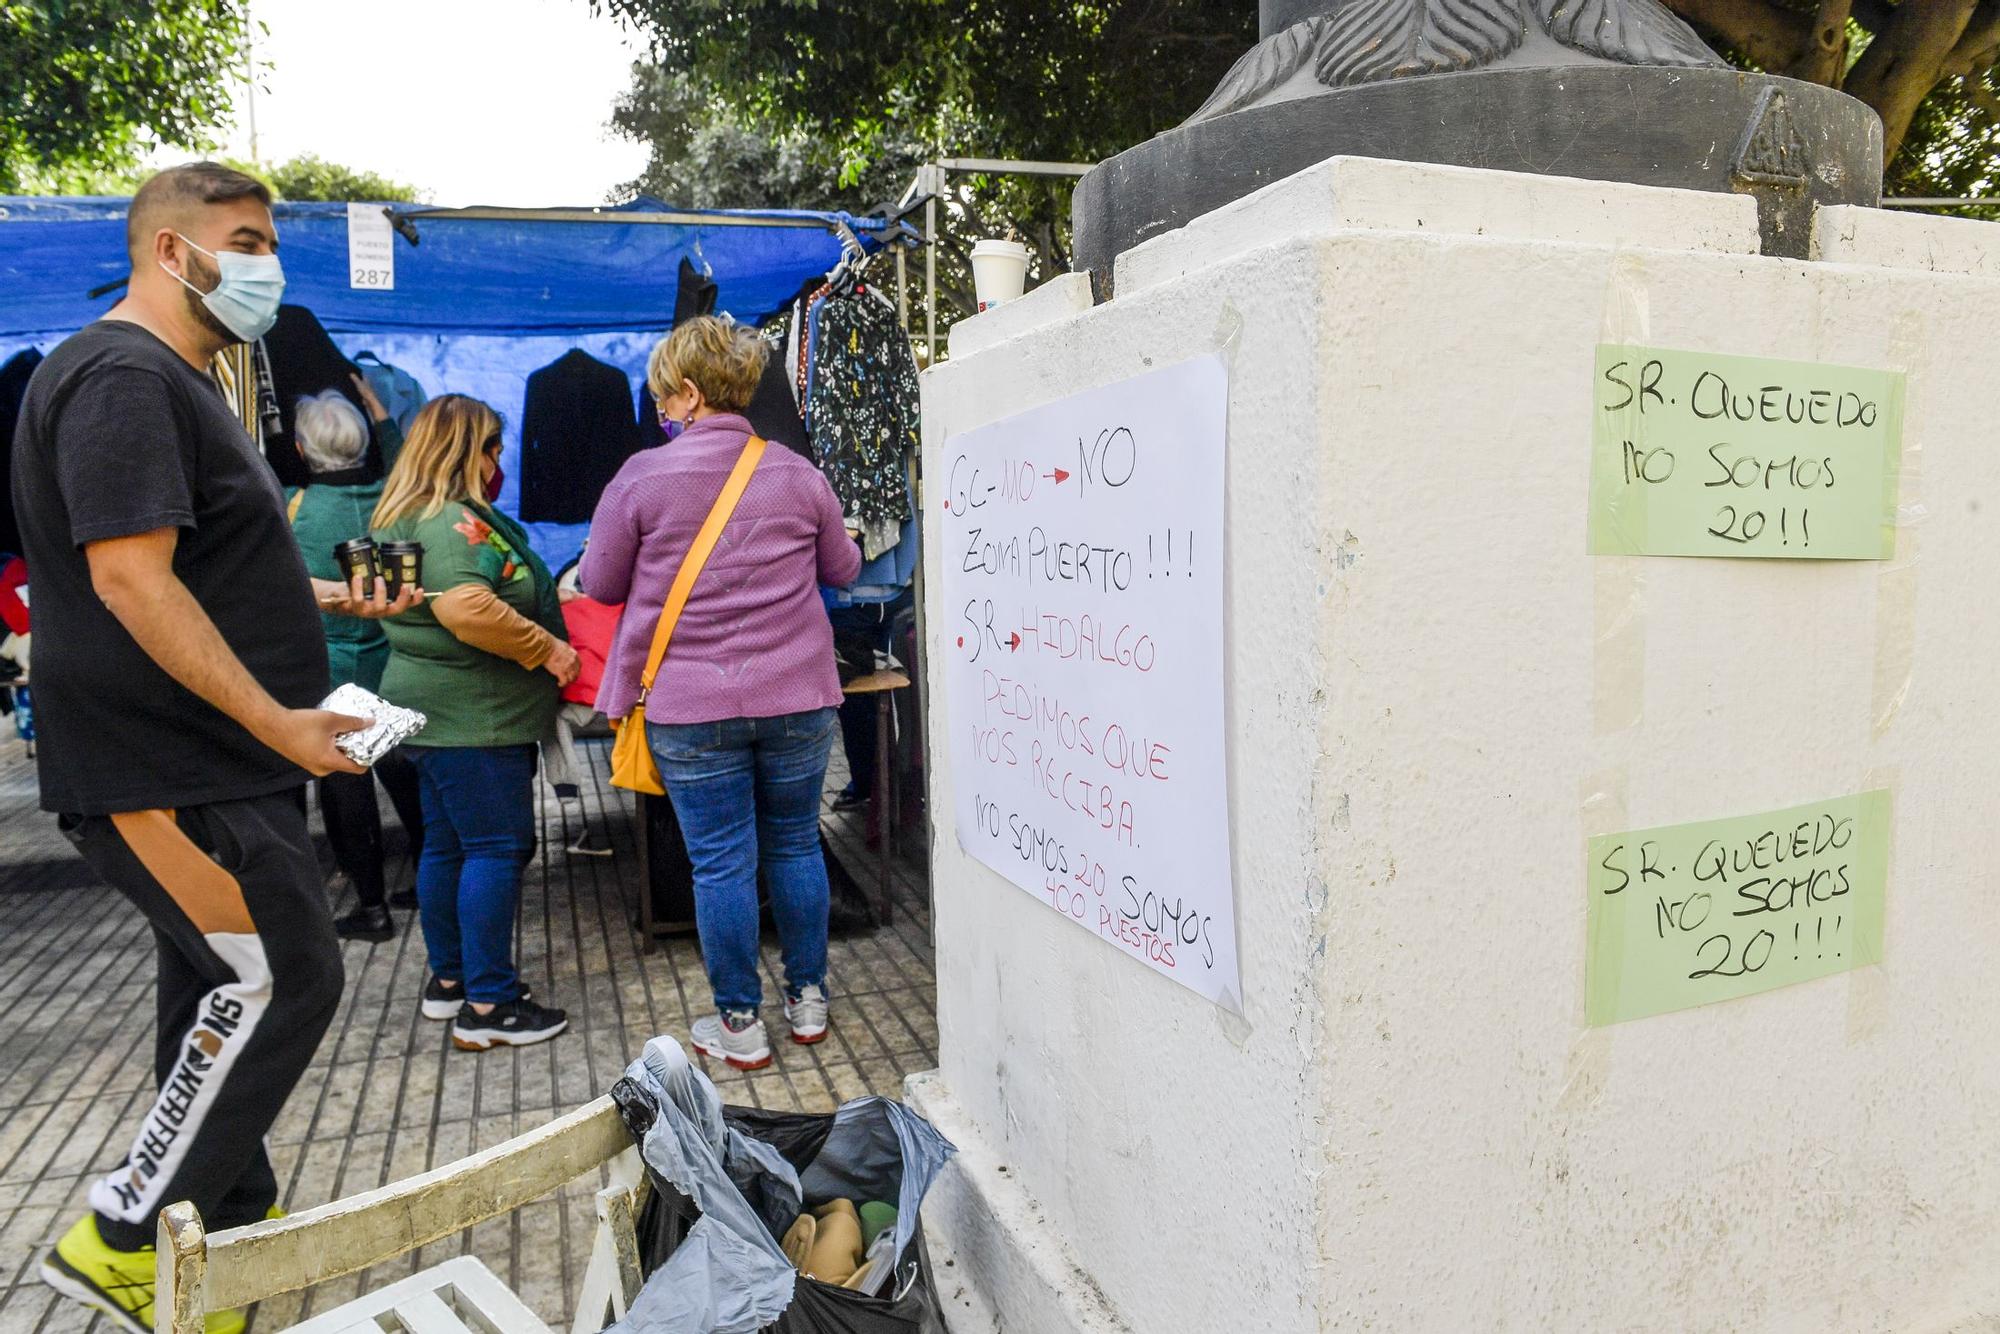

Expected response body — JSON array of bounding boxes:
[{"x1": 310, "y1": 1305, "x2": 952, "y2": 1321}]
[{"x1": 821, "y1": 220, "x2": 867, "y2": 290}]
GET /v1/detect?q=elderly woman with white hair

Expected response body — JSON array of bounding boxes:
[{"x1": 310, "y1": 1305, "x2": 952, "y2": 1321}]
[{"x1": 286, "y1": 378, "x2": 426, "y2": 942}]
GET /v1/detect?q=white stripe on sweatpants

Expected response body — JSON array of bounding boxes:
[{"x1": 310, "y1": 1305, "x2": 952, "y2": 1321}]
[{"x1": 89, "y1": 933, "x2": 271, "y2": 1222}]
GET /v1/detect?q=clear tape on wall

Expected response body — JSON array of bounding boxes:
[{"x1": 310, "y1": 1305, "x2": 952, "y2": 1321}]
[
  {"x1": 1592, "y1": 252, "x2": 1650, "y2": 738},
  {"x1": 1563, "y1": 768, "x2": 1630, "y2": 1108},
  {"x1": 1215, "y1": 295, "x2": 1256, "y2": 1049},
  {"x1": 1210, "y1": 300, "x2": 1246, "y2": 373},
  {"x1": 1872, "y1": 310, "x2": 1926, "y2": 739},
  {"x1": 1557, "y1": 1026, "x2": 1615, "y2": 1114},
  {"x1": 1568, "y1": 253, "x2": 1654, "y2": 1088},
  {"x1": 1846, "y1": 763, "x2": 1903, "y2": 1043}
]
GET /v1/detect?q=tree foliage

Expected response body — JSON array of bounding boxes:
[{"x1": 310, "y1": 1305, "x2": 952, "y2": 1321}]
[
  {"x1": 1666, "y1": 0, "x2": 2000, "y2": 187},
  {"x1": 600, "y1": 0, "x2": 1255, "y2": 317},
  {"x1": 599, "y1": 0, "x2": 1254, "y2": 177},
  {"x1": 0, "y1": 0, "x2": 254, "y2": 191},
  {"x1": 610, "y1": 66, "x2": 923, "y2": 212},
  {"x1": 10, "y1": 153, "x2": 427, "y2": 205},
  {"x1": 0, "y1": 4, "x2": 424, "y2": 204},
  {"x1": 602, "y1": 0, "x2": 1995, "y2": 319},
  {"x1": 257, "y1": 153, "x2": 426, "y2": 203}
]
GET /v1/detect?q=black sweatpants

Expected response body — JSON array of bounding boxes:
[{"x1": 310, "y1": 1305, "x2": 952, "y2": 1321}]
[
  {"x1": 61, "y1": 789, "x2": 344, "y2": 1250},
  {"x1": 319, "y1": 747, "x2": 424, "y2": 907}
]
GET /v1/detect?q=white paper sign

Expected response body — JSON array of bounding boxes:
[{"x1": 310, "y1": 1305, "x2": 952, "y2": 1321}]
[
  {"x1": 347, "y1": 203, "x2": 394, "y2": 290},
  {"x1": 941, "y1": 355, "x2": 1240, "y2": 1010}
]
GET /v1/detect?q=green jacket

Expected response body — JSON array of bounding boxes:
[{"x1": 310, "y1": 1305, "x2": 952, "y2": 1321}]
[
  {"x1": 284, "y1": 419, "x2": 403, "y2": 691},
  {"x1": 373, "y1": 497, "x2": 568, "y2": 749}
]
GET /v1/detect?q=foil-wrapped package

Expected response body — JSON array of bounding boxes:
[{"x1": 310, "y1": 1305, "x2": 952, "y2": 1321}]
[{"x1": 320, "y1": 682, "x2": 427, "y2": 767}]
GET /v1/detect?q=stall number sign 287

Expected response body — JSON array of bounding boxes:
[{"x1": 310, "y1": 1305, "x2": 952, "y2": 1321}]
[{"x1": 347, "y1": 203, "x2": 395, "y2": 292}]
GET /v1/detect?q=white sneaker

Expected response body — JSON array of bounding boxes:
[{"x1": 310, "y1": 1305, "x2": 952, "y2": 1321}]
[
  {"x1": 691, "y1": 1010, "x2": 772, "y2": 1070},
  {"x1": 783, "y1": 984, "x2": 829, "y2": 1044}
]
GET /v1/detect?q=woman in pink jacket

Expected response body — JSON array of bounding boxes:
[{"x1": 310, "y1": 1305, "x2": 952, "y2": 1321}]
[{"x1": 581, "y1": 317, "x2": 861, "y2": 1070}]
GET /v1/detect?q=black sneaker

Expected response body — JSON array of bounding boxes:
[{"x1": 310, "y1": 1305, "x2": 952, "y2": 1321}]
[
  {"x1": 452, "y1": 998, "x2": 568, "y2": 1050},
  {"x1": 423, "y1": 976, "x2": 534, "y2": 1021},
  {"x1": 420, "y1": 976, "x2": 464, "y2": 1021},
  {"x1": 334, "y1": 904, "x2": 394, "y2": 943}
]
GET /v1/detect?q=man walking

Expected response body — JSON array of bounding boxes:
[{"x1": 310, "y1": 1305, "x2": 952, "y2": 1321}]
[{"x1": 10, "y1": 162, "x2": 416, "y2": 1333}]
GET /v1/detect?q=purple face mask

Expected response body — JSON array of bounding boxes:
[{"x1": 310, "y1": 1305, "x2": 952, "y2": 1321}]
[
  {"x1": 658, "y1": 409, "x2": 695, "y2": 442},
  {"x1": 658, "y1": 391, "x2": 695, "y2": 442}
]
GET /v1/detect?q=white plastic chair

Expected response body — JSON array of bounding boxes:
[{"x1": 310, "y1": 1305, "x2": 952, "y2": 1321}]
[{"x1": 156, "y1": 1095, "x2": 650, "y2": 1334}]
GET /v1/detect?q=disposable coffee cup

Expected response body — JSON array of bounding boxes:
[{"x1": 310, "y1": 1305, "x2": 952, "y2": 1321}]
[
  {"x1": 333, "y1": 538, "x2": 379, "y2": 588},
  {"x1": 970, "y1": 239, "x2": 1031, "y2": 313},
  {"x1": 376, "y1": 541, "x2": 423, "y2": 598}
]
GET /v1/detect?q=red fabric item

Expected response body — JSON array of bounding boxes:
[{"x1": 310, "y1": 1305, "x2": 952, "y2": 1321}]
[
  {"x1": 560, "y1": 595, "x2": 620, "y2": 707},
  {"x1": 0, "y1": 557, "x2": 28, "y2": 637}
]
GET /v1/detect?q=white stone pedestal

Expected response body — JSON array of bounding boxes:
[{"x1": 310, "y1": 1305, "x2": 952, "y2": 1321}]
[{"x1": 910, "y1": 157, "x2": 2000, "y2": 1333}]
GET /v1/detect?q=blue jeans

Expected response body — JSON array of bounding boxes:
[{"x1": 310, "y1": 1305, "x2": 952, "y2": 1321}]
[
  {"x1": 408, "y1": 744, "x2": 538, "y2": 1004},
  {"x1": 648, "y1": 708, "x2": 836, "y2": 1013}
]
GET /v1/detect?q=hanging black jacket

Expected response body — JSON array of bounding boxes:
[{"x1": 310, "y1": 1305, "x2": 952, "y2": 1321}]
[
  {"x1": 674, "y1": 256, "x2": 718, "y2": 325},
  {"x1": 635, "y1": 258, "x2": 728, "y2": 451},
  {"x1": 743, "y1": 344, "x2": 812, "y2": 460},
  {"x1": 519, "y1": 349, "x2": 641, "y2": 523}
]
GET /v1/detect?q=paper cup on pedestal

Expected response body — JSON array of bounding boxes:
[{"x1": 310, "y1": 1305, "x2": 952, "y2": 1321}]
[{"x1": 970, "y1": 239, "x2": 1031, "y2": 313}]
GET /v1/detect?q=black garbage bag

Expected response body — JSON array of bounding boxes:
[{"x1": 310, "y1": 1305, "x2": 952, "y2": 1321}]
[{"x1": 610, "y1": 1038, "x2": 954, "y2": 1334}]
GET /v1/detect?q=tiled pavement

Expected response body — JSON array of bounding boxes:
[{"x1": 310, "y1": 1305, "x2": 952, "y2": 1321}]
[{"x1": 0, "y1": 730, "x2": 936, "y2": 1330}]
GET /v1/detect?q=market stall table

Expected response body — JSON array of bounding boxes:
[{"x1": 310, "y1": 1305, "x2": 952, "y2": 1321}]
[{"x1": 842, "y1": 668, "x2": 911, "y2": 927}]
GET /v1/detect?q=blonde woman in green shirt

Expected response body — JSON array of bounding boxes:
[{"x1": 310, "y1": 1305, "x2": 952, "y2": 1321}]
[{"x1": 372, "y1": 394, "x2": 578, "y2": 1049}]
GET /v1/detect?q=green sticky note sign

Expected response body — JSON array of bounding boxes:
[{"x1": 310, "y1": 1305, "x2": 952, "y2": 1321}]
[
  {"x1": 1585, "y1": 790, "x2": 1891, "y2": 1026},
  {"x1": 1589, "y1": 344, "x2": 1905, "y2": 559}
]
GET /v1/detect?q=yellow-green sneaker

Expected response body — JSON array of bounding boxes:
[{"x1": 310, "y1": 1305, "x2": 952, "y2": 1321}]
[
  {"x1": 39, "y1": 1214, "x2": 247, "y2": 1334},
  {"x1": 39, "y1": 1214, "x2": 156, "y2": 1333}
]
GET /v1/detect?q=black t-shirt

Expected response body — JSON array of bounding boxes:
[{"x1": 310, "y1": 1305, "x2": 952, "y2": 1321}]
[{"x1": 9, "y1": 321, "x2": 329, "y2": 815}]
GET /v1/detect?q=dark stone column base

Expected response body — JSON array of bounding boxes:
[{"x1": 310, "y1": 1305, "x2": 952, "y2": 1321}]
[{"x1": 1073, "y1": 66, "x2": 1882, "y2": 278}]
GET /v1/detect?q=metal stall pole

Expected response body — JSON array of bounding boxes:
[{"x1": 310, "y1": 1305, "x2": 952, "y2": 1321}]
[
  {"x1": 1882, "y1": 197, "x2": 2000, "y2": 210},
  {"x1": 896, "y1": 247, "x2": 909, "y2": 331},
  {"x1": 924, "y1": 190, "x2": 938, "y2": 365},
  {"x1": 906, "y1": 441, "x2": 931, "y2": 904}
]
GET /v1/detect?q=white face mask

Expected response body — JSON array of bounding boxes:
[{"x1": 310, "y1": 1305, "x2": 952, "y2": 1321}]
[{"x1": 160, "y1": 232, "x2": 286, "y2": 342}]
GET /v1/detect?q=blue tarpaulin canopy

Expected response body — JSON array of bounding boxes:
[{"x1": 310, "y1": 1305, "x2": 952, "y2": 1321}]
[
  {"x1": 0, "y1": 196, "x2": 880, "y2": 566},
  {"x1": 0, "y1": 195, "x2": 877, "y2": 339}
]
